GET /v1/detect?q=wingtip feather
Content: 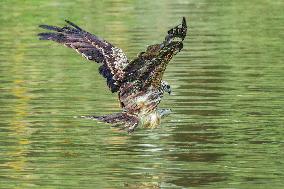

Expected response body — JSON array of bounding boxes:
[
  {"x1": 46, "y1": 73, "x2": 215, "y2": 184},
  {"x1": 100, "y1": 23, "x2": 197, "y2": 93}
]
[
  {"x1": 65, "y1": 19, "x2": 82, "y2": 31},
  {"x1": 39, "y1": 24, "x2": 63, "y2": 32},
  {"x1": 37, "y1": 32, "x2": 50, "y2": 40},
  {"x1": 182, "y1": 17, "x2": 187, "y2": 28}
]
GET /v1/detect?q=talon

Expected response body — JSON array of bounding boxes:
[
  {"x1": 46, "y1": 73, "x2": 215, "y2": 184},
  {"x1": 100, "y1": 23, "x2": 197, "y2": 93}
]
[{"x1": 127, "y1": 128, "x2": 135, "y2": 133}]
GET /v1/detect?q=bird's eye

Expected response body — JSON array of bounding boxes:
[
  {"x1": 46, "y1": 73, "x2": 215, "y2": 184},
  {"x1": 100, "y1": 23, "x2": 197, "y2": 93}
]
[{"x1": 167, "y1": 85, "x2": 170, "y2": 89}]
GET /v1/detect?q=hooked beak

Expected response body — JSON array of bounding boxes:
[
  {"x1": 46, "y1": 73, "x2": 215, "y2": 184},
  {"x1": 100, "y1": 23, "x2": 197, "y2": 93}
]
[{"x1": 168, "y1": 89, "x2": 172, "y2": 95}]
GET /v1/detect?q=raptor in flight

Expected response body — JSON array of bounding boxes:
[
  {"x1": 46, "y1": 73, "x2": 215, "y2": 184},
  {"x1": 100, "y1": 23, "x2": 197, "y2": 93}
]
[{"x1": 38, "y1": 17, "x2": 187, "y2": 132}]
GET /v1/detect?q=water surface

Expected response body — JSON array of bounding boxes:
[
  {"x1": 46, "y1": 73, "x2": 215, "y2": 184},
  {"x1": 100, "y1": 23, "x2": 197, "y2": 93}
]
[{"x1": 0, "y1": 0, "x2": 283, "y2": 188}]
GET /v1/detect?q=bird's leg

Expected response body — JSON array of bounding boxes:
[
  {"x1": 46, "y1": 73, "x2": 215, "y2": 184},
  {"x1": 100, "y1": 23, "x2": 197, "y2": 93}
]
[
  {"x1": 127, "y1": 123, "x2": 138, "y2": 133},
  {"x1": 118, "y1": 122, "x2": 138, "y2": 133},
  {"x1": 158, "y1": 108, "x2": 172, "y2": 118},
  {"x1": 119, "y1": 123, "x2": 131, "y2": 131}
]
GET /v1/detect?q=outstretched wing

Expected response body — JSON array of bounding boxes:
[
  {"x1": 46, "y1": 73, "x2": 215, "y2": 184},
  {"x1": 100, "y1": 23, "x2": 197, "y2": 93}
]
[
  {"x1": 124, "y1": 17, "x2": 187, "y2": 88},
  {"x1": 38, "y1": 20, "x2": 128, "y2": 92}
]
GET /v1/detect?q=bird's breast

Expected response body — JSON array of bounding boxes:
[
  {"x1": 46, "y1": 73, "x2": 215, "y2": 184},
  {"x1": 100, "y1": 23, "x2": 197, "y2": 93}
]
[
  {"x1": 139, "y1": 111, "x2": 161, "y2": 128},
  {"x1": 120, "y1": 87, "x2": 161, "y2": 114}
]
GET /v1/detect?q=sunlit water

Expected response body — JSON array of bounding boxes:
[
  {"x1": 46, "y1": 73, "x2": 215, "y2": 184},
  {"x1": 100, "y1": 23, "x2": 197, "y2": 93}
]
[{"x1": 0, "y1": 1, "x2": 283, "y2": 188}]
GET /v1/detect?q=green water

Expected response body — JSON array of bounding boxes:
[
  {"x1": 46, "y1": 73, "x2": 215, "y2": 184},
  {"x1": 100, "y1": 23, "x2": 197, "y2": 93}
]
[{"x1": 0, "y1": 0, "x2": 283, "y2": 188}]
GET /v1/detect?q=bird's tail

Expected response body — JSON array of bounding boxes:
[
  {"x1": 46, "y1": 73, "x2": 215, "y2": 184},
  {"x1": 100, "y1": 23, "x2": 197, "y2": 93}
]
[{"x1": 80, "y1": 113, "x2": 139, "y2": 133}]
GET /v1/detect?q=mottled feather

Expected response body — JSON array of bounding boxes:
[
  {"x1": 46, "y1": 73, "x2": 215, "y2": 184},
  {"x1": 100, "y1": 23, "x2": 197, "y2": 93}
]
[
  {"x1": 38, "y1": 20, "x2": 128, "y2": 92},
  {"x1": 38, "y1": 17, "x2": 188, "y2": 132},
  {"x1": 123, "y1": 17, "x2": 187, "y2": 88}
]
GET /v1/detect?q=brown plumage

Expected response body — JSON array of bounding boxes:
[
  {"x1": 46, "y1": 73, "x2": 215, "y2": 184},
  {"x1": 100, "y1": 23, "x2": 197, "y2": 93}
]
[{"x1": 38, "y1": 17, "x2": 187, "y2": 132}]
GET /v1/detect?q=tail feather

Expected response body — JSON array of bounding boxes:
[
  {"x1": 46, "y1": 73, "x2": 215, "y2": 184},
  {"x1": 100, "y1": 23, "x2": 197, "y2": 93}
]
[
  {"x1": 81, "y1": 113, "x2": 139, "y2": 133},
  {"x1": 93, "y1": 113, "x2": 126, "y2": 124}
]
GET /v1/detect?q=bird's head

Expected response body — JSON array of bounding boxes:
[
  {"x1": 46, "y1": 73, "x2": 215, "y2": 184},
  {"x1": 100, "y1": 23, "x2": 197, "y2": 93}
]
[{"x1": 161, "y1": 81, "x2": 172, "y2": 95}]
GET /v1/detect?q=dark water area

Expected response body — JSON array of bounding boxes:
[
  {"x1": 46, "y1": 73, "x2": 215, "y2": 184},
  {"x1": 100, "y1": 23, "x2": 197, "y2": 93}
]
[{"x1": 0, "y1": 0, "x2": 283, "y2": 188}]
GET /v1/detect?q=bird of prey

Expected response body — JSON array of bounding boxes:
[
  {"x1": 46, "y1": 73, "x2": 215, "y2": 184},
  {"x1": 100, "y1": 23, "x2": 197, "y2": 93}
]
[{"x1": 38, "y1": 17, "x2": 187, "y2": 132}]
